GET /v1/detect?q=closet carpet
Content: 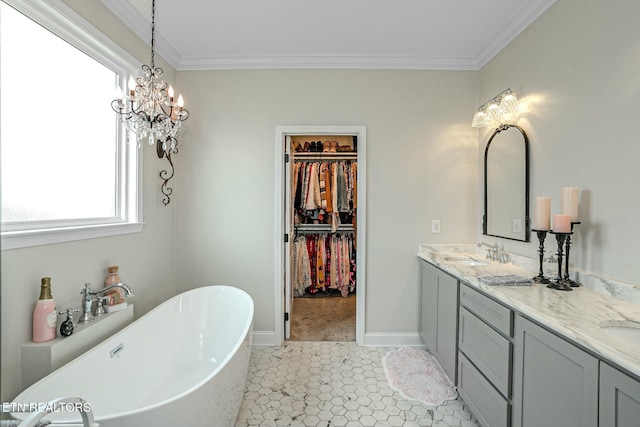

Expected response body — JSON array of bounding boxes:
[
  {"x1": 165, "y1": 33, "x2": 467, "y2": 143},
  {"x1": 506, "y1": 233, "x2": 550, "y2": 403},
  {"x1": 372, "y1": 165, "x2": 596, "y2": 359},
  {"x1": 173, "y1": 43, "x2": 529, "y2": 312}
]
[{"x1": 290, "y1": 294, "x2": 356, "y2": 341}]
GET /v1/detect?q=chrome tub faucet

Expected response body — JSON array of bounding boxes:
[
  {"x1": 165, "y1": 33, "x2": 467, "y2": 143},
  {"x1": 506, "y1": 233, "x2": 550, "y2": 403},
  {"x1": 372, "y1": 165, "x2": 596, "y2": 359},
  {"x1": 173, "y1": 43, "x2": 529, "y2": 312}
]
[{"x1": 79, "y1": 282, "x2": 134, "y2": 323}]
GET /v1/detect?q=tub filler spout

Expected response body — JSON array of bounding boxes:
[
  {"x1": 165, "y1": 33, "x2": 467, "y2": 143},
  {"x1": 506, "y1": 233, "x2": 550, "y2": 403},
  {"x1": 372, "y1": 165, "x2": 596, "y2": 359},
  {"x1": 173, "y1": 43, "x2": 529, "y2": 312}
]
[{"x1": 79, "y1": 282, "x2": 134, "y2": 324}]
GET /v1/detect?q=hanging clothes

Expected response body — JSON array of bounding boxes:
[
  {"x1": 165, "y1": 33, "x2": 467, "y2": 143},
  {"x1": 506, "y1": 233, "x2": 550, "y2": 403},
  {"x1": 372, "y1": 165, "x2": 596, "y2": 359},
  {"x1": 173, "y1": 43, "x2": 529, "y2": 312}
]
[
  {"x1": 292, "y1": 232, "x2": 356, "y2": 297},
  {"x1": 293, "y1": 160, "x2": 357, "y2": 228}
]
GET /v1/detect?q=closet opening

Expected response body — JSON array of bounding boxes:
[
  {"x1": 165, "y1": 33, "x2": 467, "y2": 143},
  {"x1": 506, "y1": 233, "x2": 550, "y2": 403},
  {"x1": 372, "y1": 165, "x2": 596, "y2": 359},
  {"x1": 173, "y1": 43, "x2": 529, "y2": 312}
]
[
  {"x1": 289, "y1": 135, "x2": 357, "y2": 342},
  {"x1": 274, "y1": 126, "x2": 366, "y2": 346}
]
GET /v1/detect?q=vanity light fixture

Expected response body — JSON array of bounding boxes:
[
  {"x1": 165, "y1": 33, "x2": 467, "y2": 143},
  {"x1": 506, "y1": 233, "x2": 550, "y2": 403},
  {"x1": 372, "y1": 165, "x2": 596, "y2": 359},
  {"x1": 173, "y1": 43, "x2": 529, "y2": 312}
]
[
  {"x1": 471, "y1": 89, "x2": 518, "y2": 128},
  {"x1": 111, "y1": 0, "x2": 189, "y2": 206}
]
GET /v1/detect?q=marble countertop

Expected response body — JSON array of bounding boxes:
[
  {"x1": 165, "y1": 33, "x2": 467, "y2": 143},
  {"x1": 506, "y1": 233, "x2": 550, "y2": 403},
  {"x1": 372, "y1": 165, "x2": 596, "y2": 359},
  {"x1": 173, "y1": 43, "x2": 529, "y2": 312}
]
[{"x1": 418, "y1": 244, "x2": 640, "y2": 379}]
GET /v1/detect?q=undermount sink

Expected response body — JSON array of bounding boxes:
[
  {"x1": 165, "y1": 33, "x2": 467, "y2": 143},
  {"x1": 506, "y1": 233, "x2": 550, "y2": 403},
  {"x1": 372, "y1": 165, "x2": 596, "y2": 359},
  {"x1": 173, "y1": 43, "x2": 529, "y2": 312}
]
[
  {"x1": 443, "y1": 256, "x2": 491, "y2": 267},
  {"x1": 599, "y1": 320, "x2": 640, "y2": 342}
]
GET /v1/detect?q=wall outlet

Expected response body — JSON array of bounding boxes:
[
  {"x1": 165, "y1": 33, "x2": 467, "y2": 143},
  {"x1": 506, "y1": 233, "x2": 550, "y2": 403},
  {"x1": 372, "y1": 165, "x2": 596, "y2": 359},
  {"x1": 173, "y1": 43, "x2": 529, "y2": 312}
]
[
  {"x1": 512, "y1": 219, "x2": 522, "y2": 233},
  {"x1": 432, "y1": 219, "x2": 441, "y2": 234}
]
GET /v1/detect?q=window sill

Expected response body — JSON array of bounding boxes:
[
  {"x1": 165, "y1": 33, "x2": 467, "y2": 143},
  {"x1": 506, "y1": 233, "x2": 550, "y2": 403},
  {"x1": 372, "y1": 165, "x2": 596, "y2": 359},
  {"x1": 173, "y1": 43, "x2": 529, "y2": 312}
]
[{"x1": 1, "y1": 222, "x2": 145, "y2": 250}]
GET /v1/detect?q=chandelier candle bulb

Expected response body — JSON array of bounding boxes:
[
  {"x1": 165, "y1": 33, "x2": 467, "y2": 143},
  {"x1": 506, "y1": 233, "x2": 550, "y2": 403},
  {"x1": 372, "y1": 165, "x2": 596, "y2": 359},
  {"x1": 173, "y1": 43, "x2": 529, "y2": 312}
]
[
  {"x1": 561, "y1": 187, "x2": 579, "y2": 221},
  {"x1": 128, "y1": 76, "x2": 135, "y2": 97},
  {"x1": 553, "y1": 214, "x2": 572, "y2": 233},
  {"x1": 534, "y1": 196, "x2": 551, "y2": 230}
]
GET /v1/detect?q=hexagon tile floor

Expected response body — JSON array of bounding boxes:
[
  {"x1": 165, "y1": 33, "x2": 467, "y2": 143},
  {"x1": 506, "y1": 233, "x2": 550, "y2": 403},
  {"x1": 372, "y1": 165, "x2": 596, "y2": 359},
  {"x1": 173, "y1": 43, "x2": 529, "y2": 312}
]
[{"x1": 235, "y1": 341, "x2": 479, "y2": 427}]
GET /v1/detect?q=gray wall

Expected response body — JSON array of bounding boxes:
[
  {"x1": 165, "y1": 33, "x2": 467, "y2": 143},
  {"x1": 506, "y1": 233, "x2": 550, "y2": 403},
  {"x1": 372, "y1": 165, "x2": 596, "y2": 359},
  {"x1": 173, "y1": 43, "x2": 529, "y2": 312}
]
[
  {"x1": 480, "y1": 0, "x2": 640, "y2": 286},
  {"x1": 173, "y1": 69, "x2": 479, "y2": 337}
]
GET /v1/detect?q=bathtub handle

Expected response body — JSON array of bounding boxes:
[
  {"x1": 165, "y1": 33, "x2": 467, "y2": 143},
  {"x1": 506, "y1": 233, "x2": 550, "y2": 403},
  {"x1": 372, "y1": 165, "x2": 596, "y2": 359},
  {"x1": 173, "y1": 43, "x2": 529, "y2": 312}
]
[{"x1": 78, "y1": 283, "x2": 95, "y2": 324}]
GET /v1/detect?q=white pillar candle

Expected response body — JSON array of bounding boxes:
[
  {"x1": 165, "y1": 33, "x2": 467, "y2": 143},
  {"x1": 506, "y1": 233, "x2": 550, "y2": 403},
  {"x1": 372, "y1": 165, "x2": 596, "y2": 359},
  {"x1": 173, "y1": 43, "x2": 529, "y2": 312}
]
[
  {"x1": 561, "y1": 187, "x2": 579, "y2": 221},
  {"x1": 533, "y1": 196, "x2": 551, "y2": 230},
  {"x1": 553, "y1": 214, "x2": 572, "y2": 233}
]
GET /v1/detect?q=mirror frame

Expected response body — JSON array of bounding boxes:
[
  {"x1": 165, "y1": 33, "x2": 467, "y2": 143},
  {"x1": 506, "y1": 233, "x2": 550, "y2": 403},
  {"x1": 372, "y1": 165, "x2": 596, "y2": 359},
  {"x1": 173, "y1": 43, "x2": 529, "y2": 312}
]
[{"x1": 482, "y1": 124, "x2": 530, "y2": 242}]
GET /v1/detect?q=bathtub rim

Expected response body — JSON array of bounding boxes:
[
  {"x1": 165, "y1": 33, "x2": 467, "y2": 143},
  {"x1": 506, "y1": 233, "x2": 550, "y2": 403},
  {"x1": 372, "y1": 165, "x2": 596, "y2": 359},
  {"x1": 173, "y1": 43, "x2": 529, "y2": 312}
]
[{"x1": 11, "y1": 284, "x2": 254, "y2": 423}]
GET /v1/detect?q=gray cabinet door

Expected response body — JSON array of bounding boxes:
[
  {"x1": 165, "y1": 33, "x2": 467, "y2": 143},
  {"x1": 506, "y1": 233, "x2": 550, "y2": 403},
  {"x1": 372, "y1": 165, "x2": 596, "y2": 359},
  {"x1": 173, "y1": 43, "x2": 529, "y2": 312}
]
[
  {"x1": 419, "y1": 261, "x2": 438, "y2": 351},
  {"x1": 600, "y1": 362, "x2": 640, "y2": 427},
  {"x1": 419, "y1": 260, "x2": 458, "y2": 383},
  {"x1": 435, "y1": 271, "x2": 458, "y2": 383},
  {"x1": 512, "y1": 315, "x2": 598, "y2": 427}
]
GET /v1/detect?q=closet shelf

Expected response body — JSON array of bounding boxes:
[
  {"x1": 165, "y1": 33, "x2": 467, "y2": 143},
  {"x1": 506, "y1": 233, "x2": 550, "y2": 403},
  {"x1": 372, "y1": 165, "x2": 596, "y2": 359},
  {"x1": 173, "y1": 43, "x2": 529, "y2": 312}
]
[
  {"x1": 295, "y1": 224, "x2": 355, "y2": 233},
  {"x1": 294, "y1": 152, "x2": 357, "y2": 160}
]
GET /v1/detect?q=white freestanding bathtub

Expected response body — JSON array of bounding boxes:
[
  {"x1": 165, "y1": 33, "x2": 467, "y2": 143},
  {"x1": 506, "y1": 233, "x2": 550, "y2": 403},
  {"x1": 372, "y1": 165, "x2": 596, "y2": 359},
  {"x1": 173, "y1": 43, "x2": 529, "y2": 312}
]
[{"x1": 12, "y1": 285, "x2": 254, "y2": 427}]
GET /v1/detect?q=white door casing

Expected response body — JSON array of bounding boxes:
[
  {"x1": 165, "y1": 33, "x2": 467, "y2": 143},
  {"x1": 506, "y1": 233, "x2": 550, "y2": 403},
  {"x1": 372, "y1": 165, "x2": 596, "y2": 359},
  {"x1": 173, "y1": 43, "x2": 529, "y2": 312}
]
[{"x1": 274, "y1": 125, "x2": 366, "y2": 345}]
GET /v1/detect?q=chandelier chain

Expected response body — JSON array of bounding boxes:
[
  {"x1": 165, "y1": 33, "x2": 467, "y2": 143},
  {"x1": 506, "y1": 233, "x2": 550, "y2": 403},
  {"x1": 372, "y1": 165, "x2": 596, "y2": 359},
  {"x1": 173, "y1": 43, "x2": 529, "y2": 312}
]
[{"x1": 150, "y1": 0, "x2": 156, "y2": 70}]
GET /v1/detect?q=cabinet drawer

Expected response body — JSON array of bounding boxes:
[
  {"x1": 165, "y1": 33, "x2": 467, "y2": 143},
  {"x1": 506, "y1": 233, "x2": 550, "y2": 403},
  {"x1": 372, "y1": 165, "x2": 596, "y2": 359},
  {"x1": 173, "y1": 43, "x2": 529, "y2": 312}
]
[
  {"x1": 460, "y1": 283, "x2": 512, "y2": 336},
  {"x1": 458, "y1": 352, "x2": 510, "y2": 427},
  {"x1": 459, "y1": 307, "x2": 511, "y2": 397}
]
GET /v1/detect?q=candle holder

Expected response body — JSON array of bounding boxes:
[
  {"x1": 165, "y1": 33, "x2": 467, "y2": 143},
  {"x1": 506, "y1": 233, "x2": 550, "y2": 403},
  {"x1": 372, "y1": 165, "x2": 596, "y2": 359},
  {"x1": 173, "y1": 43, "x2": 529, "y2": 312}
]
[
  {"x1": 563, "y1": 221, "x2": 581, "y2": 287},
  {"x1": 531, "y1": 229, "x2": 551, "y2": 284},
  {"x1": 547, "y1": 231, "x2": 573, "y2": 291}
]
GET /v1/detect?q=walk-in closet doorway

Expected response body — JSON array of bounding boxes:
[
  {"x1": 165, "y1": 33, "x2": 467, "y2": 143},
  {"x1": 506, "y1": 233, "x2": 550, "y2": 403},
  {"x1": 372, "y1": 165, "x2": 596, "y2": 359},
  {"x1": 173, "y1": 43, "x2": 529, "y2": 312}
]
[{"x1": 274, "y1": 126, "x2": 366, "y2": 346}]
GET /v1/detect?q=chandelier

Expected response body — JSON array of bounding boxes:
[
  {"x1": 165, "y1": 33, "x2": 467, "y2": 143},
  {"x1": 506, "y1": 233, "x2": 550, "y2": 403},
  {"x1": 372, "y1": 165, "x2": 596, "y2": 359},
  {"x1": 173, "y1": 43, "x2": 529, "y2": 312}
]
[
  {"x1": 111, "y1": 0, "x2": 189, "y2": 206},
  {"x1": 471, "y1": 89, "x2": 518, "y2": 129}
]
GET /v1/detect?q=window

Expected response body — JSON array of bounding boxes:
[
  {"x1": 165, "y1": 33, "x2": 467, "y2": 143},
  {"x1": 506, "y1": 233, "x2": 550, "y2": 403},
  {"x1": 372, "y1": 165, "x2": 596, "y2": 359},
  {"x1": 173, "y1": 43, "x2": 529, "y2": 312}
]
[{"x1": 0, "y1": 0, "x2": 143, "y2": 249}]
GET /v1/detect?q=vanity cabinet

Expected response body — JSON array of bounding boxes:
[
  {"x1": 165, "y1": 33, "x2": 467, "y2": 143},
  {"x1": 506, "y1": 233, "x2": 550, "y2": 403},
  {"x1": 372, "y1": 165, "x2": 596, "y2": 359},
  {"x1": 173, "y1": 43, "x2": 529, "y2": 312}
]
[
  {"x1": 457, "y1": 283, "x2": 513, "y2": 427},
  {"x1": 512, "y1": 314, "x2": 598, "y2": 427},
  {"x1": 419, "y1": 260, "x2": 459, "y2": 383},
  {"x1": 419, "y1": 254, "x2": 640, "y2": 427},
  {"x1": 599, "y1": 362, "x2": 640, "y2": 427}
]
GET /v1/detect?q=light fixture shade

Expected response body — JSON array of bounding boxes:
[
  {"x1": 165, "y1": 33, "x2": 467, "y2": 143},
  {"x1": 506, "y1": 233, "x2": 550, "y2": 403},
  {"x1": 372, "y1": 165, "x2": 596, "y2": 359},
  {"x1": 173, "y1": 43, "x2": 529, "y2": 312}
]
[
  {"x1": 500, "y1": 92, "x2": 517, "y2": 113},
  {"x1": 472, "y1": 111, "x2": 488, "y2": 128},
  {"x1": 498, "y1": 91, "x2": 518, "y2": 122}
]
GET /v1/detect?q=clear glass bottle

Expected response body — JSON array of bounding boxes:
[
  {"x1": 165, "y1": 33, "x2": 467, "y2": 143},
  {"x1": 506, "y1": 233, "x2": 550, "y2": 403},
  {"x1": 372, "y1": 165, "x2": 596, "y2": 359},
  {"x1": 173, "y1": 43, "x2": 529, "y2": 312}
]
[
  {"x1": 105, "y1": 265, "x2": 125, "y2": 305},
  {"x1": 32, "y1": 277, "x2": 57, "y2": 342}
]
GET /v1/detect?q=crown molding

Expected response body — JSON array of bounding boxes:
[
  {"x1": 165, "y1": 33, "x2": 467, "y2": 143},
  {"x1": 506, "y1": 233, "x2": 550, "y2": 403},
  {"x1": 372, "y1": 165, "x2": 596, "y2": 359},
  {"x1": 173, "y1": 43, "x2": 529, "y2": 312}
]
[
  {"x1": 100, "y1": 0, "x2": 181, "y2": 69},
  {"x1": 101, "y1": 0, "x2": 557, "y2": 71},
  {"x1": 474, "y1": 0, "x2": 557, "y2": 68},
  {"x1": 176, "y1": 54, "x2": 481, "y2": 71}
]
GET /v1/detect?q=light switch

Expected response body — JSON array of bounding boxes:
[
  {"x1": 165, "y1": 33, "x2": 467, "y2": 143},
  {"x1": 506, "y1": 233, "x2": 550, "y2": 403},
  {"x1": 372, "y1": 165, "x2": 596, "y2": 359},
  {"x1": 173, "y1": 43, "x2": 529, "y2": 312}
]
[
  {"x1": 512, "y1": 219, "x2": 522, "y2": 233},
  {"x1": 432, "y1": 219, "x2": 441, "y2": 233}
]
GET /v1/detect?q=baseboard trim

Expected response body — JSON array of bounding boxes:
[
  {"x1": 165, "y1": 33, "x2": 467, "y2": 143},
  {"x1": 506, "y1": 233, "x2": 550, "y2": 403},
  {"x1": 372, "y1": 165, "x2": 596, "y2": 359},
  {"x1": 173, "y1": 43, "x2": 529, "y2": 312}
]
[
  {"x1": 251, "y1": 331, "x2": 423, "y2": 347},
  {"x1": 252, "y1": 331, "x2": 277, "y2": 346},
  {"x1": 363, "y1": 332, "x2": 423, "y2": 347}
]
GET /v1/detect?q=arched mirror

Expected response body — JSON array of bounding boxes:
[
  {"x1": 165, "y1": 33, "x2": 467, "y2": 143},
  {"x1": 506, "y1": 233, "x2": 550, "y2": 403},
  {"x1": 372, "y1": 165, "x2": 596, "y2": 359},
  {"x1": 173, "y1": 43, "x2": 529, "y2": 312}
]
[{"x1": 483, "y1": 124, "x2": 530, "y2": 242}]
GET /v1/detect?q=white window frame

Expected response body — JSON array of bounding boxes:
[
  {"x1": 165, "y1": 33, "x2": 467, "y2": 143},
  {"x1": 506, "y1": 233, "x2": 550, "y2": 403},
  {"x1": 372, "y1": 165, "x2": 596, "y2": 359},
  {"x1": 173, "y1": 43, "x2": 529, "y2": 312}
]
[{"x1": 1, "y1": 0, "x2": 144, "y2": 250}]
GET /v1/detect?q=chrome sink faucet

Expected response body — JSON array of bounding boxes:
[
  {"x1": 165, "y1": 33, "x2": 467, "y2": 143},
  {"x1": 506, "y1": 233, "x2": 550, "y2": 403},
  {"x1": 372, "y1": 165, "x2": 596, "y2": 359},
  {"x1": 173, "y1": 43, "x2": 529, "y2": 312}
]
[
  {"x1": 477, "y1": 242, "x2": 509, "y2": 263},
  {"x1": 79, "y1": 282, "x2": 134, "y2": 323},
  {"x1": 477, "y1": 241, "x2": 497, "y2": 260}
]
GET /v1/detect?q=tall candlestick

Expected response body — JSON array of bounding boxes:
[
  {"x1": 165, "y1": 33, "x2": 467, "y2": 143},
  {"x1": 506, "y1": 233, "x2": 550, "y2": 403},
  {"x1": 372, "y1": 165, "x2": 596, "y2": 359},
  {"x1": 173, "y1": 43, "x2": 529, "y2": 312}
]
[
  {"x1": 547, "y1": 232, "x2": 573, "y2": 291},
  {"x1": 534, "y1": 196, "x2": 551, "y2": 230},
  {"x1": 553, "y1": 214, "x2": 572, "y2": 233},
  {"x1": 561, "y1": 187, "x2": 579, "y2": 221}
]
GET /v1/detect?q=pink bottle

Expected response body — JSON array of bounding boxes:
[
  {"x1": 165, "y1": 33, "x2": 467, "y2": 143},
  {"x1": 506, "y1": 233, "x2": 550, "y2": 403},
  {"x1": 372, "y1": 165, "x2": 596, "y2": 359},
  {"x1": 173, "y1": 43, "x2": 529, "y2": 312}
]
[
  {"x1": 105, "y1": 265, "x2": 125, "y2": 305},
  {"x1": 32, "y1": 277, "x2": 57, "y2": 343}
]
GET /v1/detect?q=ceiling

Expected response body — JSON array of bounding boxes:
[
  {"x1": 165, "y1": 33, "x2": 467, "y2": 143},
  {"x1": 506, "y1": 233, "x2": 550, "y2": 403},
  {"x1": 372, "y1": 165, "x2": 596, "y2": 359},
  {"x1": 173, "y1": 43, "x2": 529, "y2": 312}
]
[{"x1": 100, "y1": 0, "x2": 556, "y2": 71}]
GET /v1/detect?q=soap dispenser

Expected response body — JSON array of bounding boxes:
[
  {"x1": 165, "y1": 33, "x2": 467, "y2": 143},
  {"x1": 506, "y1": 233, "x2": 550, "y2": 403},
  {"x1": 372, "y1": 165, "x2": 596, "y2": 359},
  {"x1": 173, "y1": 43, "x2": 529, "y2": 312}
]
[{"x1": 32, "y1": 277, "x2": 57, "y2": 342}]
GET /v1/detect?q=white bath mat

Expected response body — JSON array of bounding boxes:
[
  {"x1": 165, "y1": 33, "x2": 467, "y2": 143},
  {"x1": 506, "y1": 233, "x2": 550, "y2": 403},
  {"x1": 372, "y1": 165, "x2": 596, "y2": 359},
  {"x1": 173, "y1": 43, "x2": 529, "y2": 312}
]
[{"x1": 382, "y1": 347, "x2": 457, "y2": 406}]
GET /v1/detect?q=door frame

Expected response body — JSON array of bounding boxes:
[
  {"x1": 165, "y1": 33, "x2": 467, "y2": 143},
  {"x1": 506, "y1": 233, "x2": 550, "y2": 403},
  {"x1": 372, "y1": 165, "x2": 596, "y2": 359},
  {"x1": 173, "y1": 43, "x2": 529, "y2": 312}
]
[{"x1": 274, "y1": 125, "x2": 366, "y2": 346}]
